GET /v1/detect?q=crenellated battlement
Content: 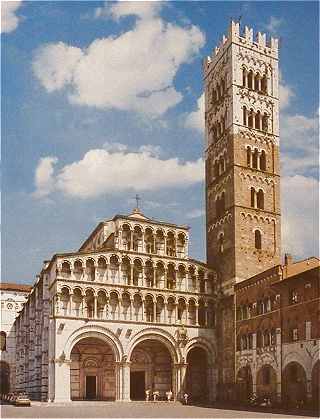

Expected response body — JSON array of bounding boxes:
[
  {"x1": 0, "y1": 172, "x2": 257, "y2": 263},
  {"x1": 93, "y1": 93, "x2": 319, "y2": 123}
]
[{"x1": 203, "y1": 20, "x2": 279, "y2": 75}]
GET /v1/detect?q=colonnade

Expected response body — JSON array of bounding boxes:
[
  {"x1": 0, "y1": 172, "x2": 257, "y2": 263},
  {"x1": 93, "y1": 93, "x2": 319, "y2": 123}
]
[
  {"x1": 243, "y1": 107, "x2": 269, "y2": 132},
  {"x1": 246, "y1": 147, "x2": 266, "y2": 171},
  {"x1": 58, "y1": 257, "x2": 213, "y2": 295},
  {"x1": 242, "y1": 68, "x2": 268, "y2": 93},
  {"x1": 56, "y1": 288, "x2": 215, "y2": 328},
  {"x1": 118, "y1": 225, "x2": 188, "y2": 258}
]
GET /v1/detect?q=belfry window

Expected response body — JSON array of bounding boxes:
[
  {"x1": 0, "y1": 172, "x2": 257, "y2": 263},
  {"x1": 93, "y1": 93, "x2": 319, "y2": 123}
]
[
  {"x1": 260, "y1": 150, "x2": 266, "y2": 171},
  {"x1": 252, "y1": 149, "x2": 258, "y2": 169},
  {"x1": 261, "y1": 75, "x2": 267, "y2": 93},
  {"x1": 247, "y1": 146, "x2": 251, "y2": 166},
  {"x1": 257, "y1": 189, "x2": 264, "y2": 210},
  {"x1": 251, "y1": 188, "x2": 255, "y2": 208},
  {"x1": 262, "y1": 114, "x2": 268, "y2": 132},
  {"x1": 254, "y1": 230, "x2": 262, "y2": 250},
  {"x1": 248, "y1": 110, "x2": 254, "y2": 128},
  {"x1": 248, "y1": 70, "x2": 253, "y2": 89},
  {"x1": 243, "y1": 106, "x2": 247, "y2": 126}
]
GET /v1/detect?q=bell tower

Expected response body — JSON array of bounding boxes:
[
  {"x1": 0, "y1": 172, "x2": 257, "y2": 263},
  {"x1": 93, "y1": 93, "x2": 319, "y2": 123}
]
[{"x1": 204, "y1": 21, "x2": 281, "y2": 294}]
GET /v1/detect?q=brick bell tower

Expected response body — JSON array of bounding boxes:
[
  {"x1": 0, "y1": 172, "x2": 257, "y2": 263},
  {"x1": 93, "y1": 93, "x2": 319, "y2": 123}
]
[
  {"x1": 203, "y1": 21, "x2": 281, "y2": 394},
  {"x1": 204, "y1": 21, "x2": 281, "y2": 293}
]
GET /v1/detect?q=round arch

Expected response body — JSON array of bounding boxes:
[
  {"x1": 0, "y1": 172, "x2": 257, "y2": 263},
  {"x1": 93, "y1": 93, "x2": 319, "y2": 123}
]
[
  {"x1": 236, "y1": 365, "x2": 253, "y2": 402},
  {"x1": 282, "y1": 361, "x2": 307, "y2": 407},
  {"x1": 127, "y1": 328, "x2": 180, "y2": 364},
  {"x1": 64, "y1": 326, "x2": 123, "y2": 361},
  {"x1": 256, "y1": 364, "x2": 277, "y2": 402}
]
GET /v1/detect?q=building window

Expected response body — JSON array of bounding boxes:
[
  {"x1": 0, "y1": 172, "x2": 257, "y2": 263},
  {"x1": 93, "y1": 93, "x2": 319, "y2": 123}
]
[
  {"x1": 243, "y1": 106, "x2": 247, "y2": 125},
  {"x1": 0, "y1": 332, "x2": 6, "y2": 351},
  {"x1": 260, "y1": 150, "x2": 266, "y2": 171},
  {"x1": 290, "y1": 290, "x2": 299, "y2": 304},
  {"x1": 248, "y1": 70, "x2": 253, "y2": 89},
  {"x1": 252, "y1": 149, "x2": 258, "y2": 169},
  {"x1": 251, "y1": 187, "x2": 256, "y2": 208},
  {"x1": 254, "y1": 230, "x2": 262, "y2": 249},
  {"x1": 246, "y1": 146, "x2": 251, "y2": 166},
  {"x1": 257, "y1": 189, "x2": 264, "y2": 210},
  {"x1": 292, "y1": 328, "x2": 299, "y2": 341},
  {"x1": 218, "y1": 233, "x2": 224, "y2": 253}
]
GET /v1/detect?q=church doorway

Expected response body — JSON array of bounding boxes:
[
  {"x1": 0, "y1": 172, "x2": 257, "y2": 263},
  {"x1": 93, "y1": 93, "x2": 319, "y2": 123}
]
[
  {"x1": 130, "y1": 371, "x2": 145, "y2": 400},
  {"x1": 70, "y1": 337, "x2": 116, "y2": 401},
  {"x1": 85, "y1": 376, "x2": 97, "y2": 400},
  {"x1": 130, "y1": 339, "x2": 173, "y2": 400},
  {"x1": 236, "y1": 365, "x2": 253, "y2": 402},
  {"x1": 0, "y1": 361, "x2": 10, "y2": 394},
  {"x1": 186, "y1": 347, "x2": 208, "y2": 403}
]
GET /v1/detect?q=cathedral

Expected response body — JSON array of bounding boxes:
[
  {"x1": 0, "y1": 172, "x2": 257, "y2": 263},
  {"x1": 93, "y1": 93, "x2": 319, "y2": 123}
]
[{"x1": 0, "y1": 21, "x2": 319, "y2": 407}]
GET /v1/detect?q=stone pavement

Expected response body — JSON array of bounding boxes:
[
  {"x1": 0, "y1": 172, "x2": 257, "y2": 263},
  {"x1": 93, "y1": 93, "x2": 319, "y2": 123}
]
[{"x1": 1, "y1": 401, "x2": 317, "y2": 418}]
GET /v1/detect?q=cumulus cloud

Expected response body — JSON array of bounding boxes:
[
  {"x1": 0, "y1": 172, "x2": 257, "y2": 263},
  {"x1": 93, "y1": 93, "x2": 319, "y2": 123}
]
[
  {"x1": 184, "y1": 93, "x2": 205, "y2": 132},
  {"x1": 33, "y1": 146, "x2": 204, "y2": 199},
  {"x1": 33, "y1": 156, "x2": 58, "y2": 198},
  {"x1": 282, "y1": 175, "x2": 319, "y2": 257},
  {"x1": 1, "y1": 1, "x2": 23, "y2": 33},
  {"x1": 32, "y1": 2, "x2": 205, "y2": 117},
  {"x1": 279, "y1": 81, "x2": 294, "y2": 111}
]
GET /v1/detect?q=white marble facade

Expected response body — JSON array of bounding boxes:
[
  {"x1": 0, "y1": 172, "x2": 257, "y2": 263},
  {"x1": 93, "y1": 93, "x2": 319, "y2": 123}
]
[{"x1": 14, "y1": 209, "x2": 218, "y2": 402}]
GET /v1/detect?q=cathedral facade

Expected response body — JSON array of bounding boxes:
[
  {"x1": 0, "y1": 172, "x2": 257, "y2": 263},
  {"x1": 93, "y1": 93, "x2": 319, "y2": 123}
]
[{"x1": 1, "y1": 21, "x2": 319, "y2": 407}]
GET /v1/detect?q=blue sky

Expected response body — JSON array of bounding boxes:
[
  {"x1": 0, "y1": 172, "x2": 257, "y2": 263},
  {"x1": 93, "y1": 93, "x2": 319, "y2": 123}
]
[{"x1": 2, "y1": 1, "x2": 319, "y2": 284}]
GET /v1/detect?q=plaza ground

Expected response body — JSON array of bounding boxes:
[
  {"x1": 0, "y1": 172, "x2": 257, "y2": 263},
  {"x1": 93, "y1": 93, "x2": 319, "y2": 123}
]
[{"x1": 1, "y1": 401, "x2": 317, "y2": 418}]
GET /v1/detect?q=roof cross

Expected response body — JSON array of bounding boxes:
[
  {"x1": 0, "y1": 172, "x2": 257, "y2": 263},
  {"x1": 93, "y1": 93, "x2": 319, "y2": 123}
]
[{"x1": 135, "y1": 194, "x2": 141, "y2": 209}]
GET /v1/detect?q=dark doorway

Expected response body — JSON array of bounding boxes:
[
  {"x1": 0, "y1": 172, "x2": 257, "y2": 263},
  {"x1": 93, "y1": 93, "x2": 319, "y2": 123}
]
[
  {"x1": 0, "y1": 362, "x2": 10, "y2": 394},
  {"x1": 85, "y1": 376, "x2": 96, "y2": 400},
  {"x1": 130, "y1": 371, "x2": 145, "y2": 400}
]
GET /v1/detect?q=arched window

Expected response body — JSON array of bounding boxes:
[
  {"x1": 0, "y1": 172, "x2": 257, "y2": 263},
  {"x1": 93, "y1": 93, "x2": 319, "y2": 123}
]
[
  {"x1": 254, "y1": 73, "x2": 260, "y2": 91},
  {"x1": 218, "y1": 233, "x2": 224, "y2": 253},
  {"x1": 242, "y1": 68, "x2": 247, "y2": 87},
  {"x1": 257, "y1": 189, "x2": 264, "y2": 209},
  {"x1": 251, "y1": 187, "x2": 256, "y2": 208},
  {"x1": 261, "y1": 75, "x2": 267, "y2": 93},
  {"x1": 214, "y1": 161, "x2": 219, "y2": 178},
  {"x1": 254, "y1": 230, "x2": 262, "y2": 250},
  {"x1": 262, "y1": 114, "x2": 268, "y2": 132},
  {"x1": 247, "y1": 146, "x2": 251, "y2": 167},
  {"x1": 248, "y1": 70, "x2": 253, "y2": 89},
  {"x1": 243, "y1": 106, "x2": 247, "y2": 126},
  {"x1": 221, "y1": 192, "x2": 225, "y2": 213},
  {"x1": 256, "y1": 330, "x2": 262, "y2": 348},
  {"x1": 248, "y1": 109, "x2": 254, "y2": 128},
  {"x1": 255, "y1": 111, "x2": 261, "y2": 130},
  {"x1": 0, "y1": 332, "x2": 6, "y2": 351},
  {"x1": 252, "y1": 149, "x2": 258, "y2": 169},
  {"x1": 216, "y1": 198, "x2": 220, "y2": 218},
  {"x1": 264, "y1": 330, "x2": 270, "y2": 347},
  {"x1": 260, "y1": 150, "x2": 266, "y2": 171}
]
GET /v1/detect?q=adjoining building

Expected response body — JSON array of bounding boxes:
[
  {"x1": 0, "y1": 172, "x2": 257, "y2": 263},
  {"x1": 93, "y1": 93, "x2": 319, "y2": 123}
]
[
  {"x1": 0, "y1": 283, "x2": 32, "y2": 394},
  {"x1": 235, "y1": 256, "x2": 319, "y2": 408}
]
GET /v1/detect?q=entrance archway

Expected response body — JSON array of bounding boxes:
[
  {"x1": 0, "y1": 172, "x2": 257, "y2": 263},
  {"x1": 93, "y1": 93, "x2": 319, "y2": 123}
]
[
  {"x1": 311, "y1": 361, "x2": 320, "y2": 408},
  {"x1": 282, "y1": 362, "x2": 307, "y2": 407},
  {"x1": 256, "y1": 364, "x2": 277, "y2": 402},
  {"x1": 130, "y1": 339, "x2": 173, "y2": 400},
  {"x1": 0, "y1": 361, "x2": 10, "y2": 394},
  {"x1": 236, "y1": 365, "x2": 252, "y2": 402},
  {"x1": 70, "y1": 337, "x2": 116, "y2": 400},
  {"x1": 186, "y1": 347, "x2": 208, "y2": 403}
]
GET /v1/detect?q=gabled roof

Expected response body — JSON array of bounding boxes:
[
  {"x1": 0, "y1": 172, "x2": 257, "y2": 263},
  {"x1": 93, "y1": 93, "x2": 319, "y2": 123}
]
[{"x1": 0, "y1": 282, "x2": 32, "y2": 293}]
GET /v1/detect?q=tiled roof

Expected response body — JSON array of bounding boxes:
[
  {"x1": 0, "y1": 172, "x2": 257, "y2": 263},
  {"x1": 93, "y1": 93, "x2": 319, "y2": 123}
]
[{"x1": 0, "y1": 282, "x2": 32, "y2": 292}]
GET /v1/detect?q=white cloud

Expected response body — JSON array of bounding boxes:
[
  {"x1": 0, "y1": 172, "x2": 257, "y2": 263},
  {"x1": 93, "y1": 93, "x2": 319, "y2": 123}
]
[
  {"x1": 265, "y1": 16, "x2": 283, "y2": 34},
  {"x1": 184, "y1": 93, "x2": 205, "y2": 132},
  {"x1": 103, "y1": 1, "x2": 161, "y2": 21},
  {"x1": 32, "y1": 3, "x2": 205, "y2": 117},
  {"x1": 32, "y1": 157, "x2": 58, "y2": 198},
  {"x1": 186, "y1": 208, "x2": 205, "y2": 219},
  {"x1": 1, "y1": 1, "x2": 22, "y2": 33},
  {"x1": 282, "y1": 175, "x2": 319, "y2": 257},
  {"x1": 279, "y1": 82, "x2": 294, "y2": 110},
  {"x1": 33, "y1": 146, "x2": 204, "y2": 199}
]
